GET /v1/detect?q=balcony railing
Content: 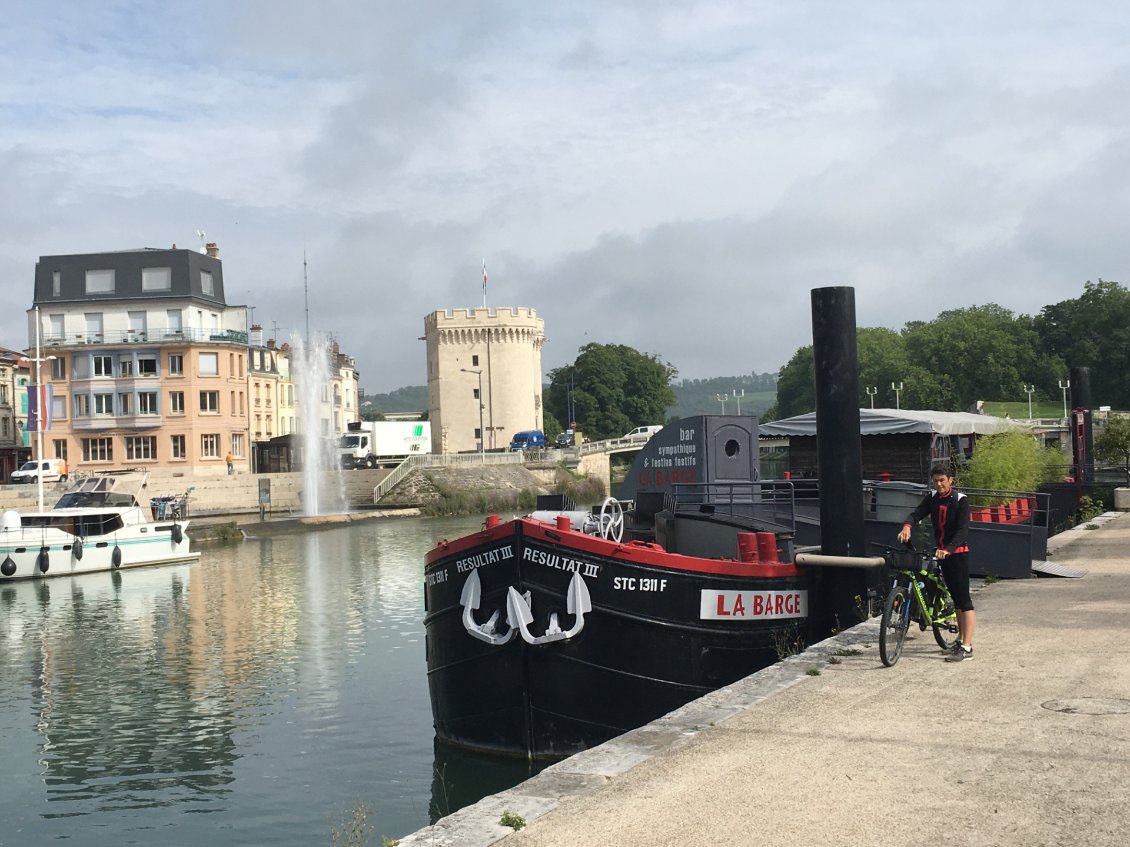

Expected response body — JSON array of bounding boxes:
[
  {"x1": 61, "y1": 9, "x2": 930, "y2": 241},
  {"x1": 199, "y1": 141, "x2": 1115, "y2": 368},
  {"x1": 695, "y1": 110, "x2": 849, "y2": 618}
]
[{"x1": 43, "y1": 328, "x2": 249, "y2": 347}]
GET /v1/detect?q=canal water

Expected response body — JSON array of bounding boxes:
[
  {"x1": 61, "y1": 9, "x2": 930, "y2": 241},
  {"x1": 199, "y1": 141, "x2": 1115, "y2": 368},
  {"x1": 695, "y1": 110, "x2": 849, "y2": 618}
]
[{"x1": 0, "y1": 516, "x2": 541, "y2": 846}]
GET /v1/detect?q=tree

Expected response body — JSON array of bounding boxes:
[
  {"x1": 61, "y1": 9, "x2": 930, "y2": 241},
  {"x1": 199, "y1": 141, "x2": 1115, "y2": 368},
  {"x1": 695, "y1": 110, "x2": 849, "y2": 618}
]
[
  {"x1": 1095, "y1": 416, "x2": 1130, "y2": 469},
  {"x1": 1036, "y1": 279, "x2": 1130, "y2": 408},
  {"x1": 545, "y1": 343, "x2": 677, "y2": 440},
  {"x1": 960, "y1": 429, "x2": 1063, "y2": 499}
]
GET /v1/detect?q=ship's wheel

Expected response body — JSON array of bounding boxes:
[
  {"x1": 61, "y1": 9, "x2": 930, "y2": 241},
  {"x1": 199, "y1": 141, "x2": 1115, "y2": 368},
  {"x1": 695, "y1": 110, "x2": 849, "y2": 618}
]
[{"x1": 598, "y1": 497, "x2": 624, "y2": 542}]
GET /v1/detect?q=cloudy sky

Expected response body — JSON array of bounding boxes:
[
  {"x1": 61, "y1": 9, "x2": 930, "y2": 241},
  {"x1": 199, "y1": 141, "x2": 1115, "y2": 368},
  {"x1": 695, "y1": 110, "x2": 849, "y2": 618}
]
[{"x1": 2, "y1": 1, "x2": 1128, "y2": 392}]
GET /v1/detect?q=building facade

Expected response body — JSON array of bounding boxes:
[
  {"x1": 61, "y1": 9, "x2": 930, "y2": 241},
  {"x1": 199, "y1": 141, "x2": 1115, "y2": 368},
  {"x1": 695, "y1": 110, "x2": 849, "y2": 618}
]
[
  {"x1": 30, "y1": 245, "x2": 250, "y2": 474},
  {"x1": 423, "y1": 307, "x2": 545, "y2": 454},
  {"x1": 0, "y1": 347, "x2": 30, "y2": 479}
]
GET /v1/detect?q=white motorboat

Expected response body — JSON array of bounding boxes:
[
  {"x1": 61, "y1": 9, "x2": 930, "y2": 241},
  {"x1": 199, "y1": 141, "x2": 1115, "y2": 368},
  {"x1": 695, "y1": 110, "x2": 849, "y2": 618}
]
[{"x1": 0, "y1": 472, "x2": 200, "y2": 580}]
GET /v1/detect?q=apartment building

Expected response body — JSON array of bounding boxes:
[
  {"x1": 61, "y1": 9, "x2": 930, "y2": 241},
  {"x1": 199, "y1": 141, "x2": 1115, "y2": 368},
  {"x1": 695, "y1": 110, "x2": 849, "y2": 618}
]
[
  {"x1": 31, "y1": 245, "x2": 250, "y2": 474},
  {"x1": 0, "y1": 347, "x2": 30, "y2": 479}
]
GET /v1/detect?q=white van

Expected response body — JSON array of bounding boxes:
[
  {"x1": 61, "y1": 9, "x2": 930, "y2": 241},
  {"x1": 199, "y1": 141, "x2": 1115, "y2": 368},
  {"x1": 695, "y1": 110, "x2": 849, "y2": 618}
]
[
  {"x1": 622, "y1": 425, "x2": 663, "y2": 442},
  {"x1": 10, "y1": 458, "x2": 68, "y2": 484}
]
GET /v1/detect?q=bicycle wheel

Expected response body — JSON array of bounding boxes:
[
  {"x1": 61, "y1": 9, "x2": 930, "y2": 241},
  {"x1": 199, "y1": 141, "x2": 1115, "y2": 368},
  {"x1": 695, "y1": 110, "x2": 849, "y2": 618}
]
[
  {"x1": 879, "y1": 584, "x2": 911, "y2": 667},
  {"x1": 931, "y1": 590, "x2": 959, "y2": 650}
]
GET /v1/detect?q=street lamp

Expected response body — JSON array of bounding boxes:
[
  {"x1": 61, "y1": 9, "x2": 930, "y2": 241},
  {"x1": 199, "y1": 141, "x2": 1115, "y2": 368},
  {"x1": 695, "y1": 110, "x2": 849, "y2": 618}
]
[
  {"x1": 732, "y1": 388, "x2": 745, "y2": 415},
  {"x1": 1023, "y1": 384, "x2": 1035, "y2": 419},
  {"x1": 865, "y1": 386, "x2": 877, "y2": 409},
  {"x1": 891, "y1": 381, "x2": 904, "y2": 410},
  {"x1": 1059, "y1": 379, "x2": 1071, "y2": 419},
  {"x1": 716, "y1": 393, "x2": 727, "y2": 414},
  {"x1": 21, "y1": 306, "x2": 57, "y2": 512},
  {"x1": 460, "y1": 368, "x2": 485, "y2": 461}
]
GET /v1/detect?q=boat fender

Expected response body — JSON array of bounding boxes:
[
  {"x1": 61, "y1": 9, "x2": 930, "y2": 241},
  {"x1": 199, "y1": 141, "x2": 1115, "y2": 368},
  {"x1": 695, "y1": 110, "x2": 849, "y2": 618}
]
[
  {"x1": 72, "y1": 538, "x2": 84, "y2": 560},
  {"x1": 1, "y1": 556, "x2": 15, "y2": 577},
  {"x1": 37, "y1": 548, "x2": 50, "y2": 573},
  {"x1": 171, "y1": 524, "x2": 183, "y2": 545},
  {"x1": 112, "y1": 546, "x2": 123, "y2": 568}
]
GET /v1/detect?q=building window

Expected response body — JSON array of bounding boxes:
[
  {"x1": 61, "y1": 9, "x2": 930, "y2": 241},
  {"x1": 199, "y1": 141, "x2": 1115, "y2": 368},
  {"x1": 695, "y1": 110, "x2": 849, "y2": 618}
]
[
  {"x1": 169, "y1": 353, "x2": 184, "y2": 375},
  {"x1": 142, "y1": 267, "x2": 171, "y2": 291},
  {"x1": 239, "y1": 355, "x2": 244, "y2": 378},
  {"x1": 1, "y1": 419, "x2": 7, "y2": 437},
  {"x1": 229, "y1": 353, "x2": 234, "y2": 375},
  {"x1": 473, "y1": 388, "x2": 480, "y2": 399},
  {"x1": 118, "y1": 393, "x2": 133, "y2": 416},
  {"x1": 52, "y1": 271, "x2": 61, "y2": 297},
  {"x1": 139, "y1": 392, "x2": 158, "y2": 415},
  {"x1": 85, "y1": 269, "x2": 114, "y2": 294},
  {"x1": 232, "y1": 433, "x2": 244, "y2": 458},
  {"x1": 50, "y1": 357, "x2": 66, "y2": 380},
  {"x1": 171, "y1": 434, "x2": 186, "y2": 459},
  {"x1": 73, "y1": 394, "x2": 90, "y2": 417},
  {"x1": 230, "y1": 390, "x2": 235, "y2": 415},
  {"x1": 200, "y1": 391, "x2": 219, "y2": 413},
  {"x1": 53, "y1": 439, "x2": 67, "y2": 462},
  {"x1": 239, "y1": 392, "x2": 244, "y2": 415},
  {"x1": 84, "y1": 312, "x2": 103, "y2": 341},
  {"x1": 51, "y1": 395, "x2": 66, "y2": 420},
  {"x1": 170, "y1": 391, "x2": 185, "y2": 414},
  {"x1": 137, "y1": 356, "x2": 157, "y2": 376},
  {"x1": 128, "y1": 310, "x2": 147, "y2": 338},
  {"x1": 201, "y1": 433, "x2": 219, "y2": 457},
  {"x1": 82, "y1": 437, "x2": 113, "y2": 462},
  {"x1": 200, "y1": 270, "x2": 214, "y2": 296},
  {"x1": 94, "y1": 394, "x2": 114, "y2": 416},
  {"x1": 474, "y1": 427, "x2": 482, "y2": 439},
  {"x1": 199, "y1": 351, "x2": 218, "y2": 376},
  {"x1": 125, "y1": 436, "x2": 157, "y2": 461},
  {"x1": 49, "y1": 313, "x2": 64, "y2": 340},
  {"x1": 120, "y1": 359, "x2": 134, "y2": 376},
  {"x1": 93, "y1": 355, "x2": 113, "y2": 376},
  {"x1": 472, "y1": 355, "x2": 479, "y2": 366}
]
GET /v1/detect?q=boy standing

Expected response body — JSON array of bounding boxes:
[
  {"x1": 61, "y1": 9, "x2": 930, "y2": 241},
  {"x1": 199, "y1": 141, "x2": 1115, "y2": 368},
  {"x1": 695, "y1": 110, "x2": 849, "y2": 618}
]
[{"x1": 897, "y1": 462, "x2": 976, "y2": 662}]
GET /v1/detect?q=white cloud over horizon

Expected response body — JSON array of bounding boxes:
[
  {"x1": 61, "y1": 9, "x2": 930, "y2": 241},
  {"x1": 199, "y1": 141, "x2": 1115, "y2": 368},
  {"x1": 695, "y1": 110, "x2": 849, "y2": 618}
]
[{"x1": 2, "y1": 1, "x2": 1128, "y2": 392}]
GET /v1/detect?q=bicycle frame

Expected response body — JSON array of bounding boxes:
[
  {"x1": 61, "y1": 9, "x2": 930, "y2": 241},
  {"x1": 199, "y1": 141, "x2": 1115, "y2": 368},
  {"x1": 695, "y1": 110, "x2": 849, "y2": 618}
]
[{"x1": 876, "y1": 544, "x2": 959, "y2": 666}]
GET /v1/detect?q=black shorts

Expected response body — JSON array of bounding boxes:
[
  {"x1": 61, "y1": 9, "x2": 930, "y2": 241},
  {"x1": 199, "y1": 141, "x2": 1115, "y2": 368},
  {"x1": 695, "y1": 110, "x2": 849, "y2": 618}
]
[{"x1": 941, "y1": 552, "x2": 974, "y2": 612}]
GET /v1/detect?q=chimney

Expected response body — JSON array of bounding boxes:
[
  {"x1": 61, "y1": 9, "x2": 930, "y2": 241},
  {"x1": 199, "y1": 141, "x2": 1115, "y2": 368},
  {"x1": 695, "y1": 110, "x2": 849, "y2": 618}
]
[
  {"x1": 250, "y1": 324, "x2": 264, "y2": 347},
  {"x1": 205, "y1": 242, "x2": 220, "y2": 258}
]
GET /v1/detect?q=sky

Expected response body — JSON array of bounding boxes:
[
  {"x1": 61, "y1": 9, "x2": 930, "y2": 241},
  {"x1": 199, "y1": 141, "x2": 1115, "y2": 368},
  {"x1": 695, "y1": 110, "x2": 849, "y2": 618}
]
[{"x1": 2, "y1": 1, "x2": 1128, "y2": 393}]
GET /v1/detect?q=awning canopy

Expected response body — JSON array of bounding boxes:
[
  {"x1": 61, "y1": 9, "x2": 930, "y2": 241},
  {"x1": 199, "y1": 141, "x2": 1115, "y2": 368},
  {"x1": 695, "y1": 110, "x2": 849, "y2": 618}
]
[{"x1": 759, "y1": 408, "x2": 1022, "y2": 438}]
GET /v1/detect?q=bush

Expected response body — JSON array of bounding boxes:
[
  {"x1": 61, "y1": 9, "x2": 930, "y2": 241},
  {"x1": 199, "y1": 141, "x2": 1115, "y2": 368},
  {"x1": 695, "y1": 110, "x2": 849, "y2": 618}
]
[{"x1": 961, "y1": 430, "x2": 1066, "y2": 503}]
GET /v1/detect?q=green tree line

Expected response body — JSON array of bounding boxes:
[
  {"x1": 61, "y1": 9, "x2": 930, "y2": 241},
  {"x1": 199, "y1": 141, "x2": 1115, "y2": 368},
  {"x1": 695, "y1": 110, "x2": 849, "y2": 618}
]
[{"x1": 769, "y1": 279, "x2": 1130, "y2": 419}]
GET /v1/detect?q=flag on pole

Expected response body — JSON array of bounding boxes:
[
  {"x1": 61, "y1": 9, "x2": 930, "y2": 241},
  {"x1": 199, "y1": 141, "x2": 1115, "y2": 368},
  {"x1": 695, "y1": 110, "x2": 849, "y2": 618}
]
[
  {"x1": 27, "y1": 383, "x2": 53, "y2": 432},
  {"x1": 482, "y1": 259, "x2": 488, "y2": 293}
]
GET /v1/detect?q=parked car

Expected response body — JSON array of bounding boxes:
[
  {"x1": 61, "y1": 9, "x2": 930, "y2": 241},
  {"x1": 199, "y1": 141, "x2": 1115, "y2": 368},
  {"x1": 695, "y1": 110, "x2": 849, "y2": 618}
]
[
  {"x1": 509, "y1": 430, "x2": 547, "y2": 451},
  {"x1": 555, "y1": 431, "x2": 575, "y2": 448},
  {"x1": 10, "y1": 457, "x2": 68, "y2": 484},
  {"x1": 622, "y1": 425, "x2": 663, "y2": 442}
]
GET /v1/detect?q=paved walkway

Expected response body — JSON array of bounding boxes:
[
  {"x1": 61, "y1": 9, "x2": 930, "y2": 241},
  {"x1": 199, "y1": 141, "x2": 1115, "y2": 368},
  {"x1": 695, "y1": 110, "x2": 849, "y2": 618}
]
[{"x1": 399, "y1": 512, "x2": 1130, "y2": 847}]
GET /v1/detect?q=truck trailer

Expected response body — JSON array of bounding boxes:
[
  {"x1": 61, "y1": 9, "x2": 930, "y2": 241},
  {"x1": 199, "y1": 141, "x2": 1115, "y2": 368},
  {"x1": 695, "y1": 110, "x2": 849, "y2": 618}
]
[{"x1": 339, "y1": 421, "x2": 431, "y2": 469}]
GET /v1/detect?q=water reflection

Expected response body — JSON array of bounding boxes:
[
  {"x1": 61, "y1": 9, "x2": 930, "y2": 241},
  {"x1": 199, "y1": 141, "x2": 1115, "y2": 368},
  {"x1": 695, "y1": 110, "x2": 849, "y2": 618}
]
[
  {"x1": 0, "y1": 515, "x2": 501, "y2": 843},
  {"x1": 429, "y1": 740, "x2": 547, "y2": 824}
]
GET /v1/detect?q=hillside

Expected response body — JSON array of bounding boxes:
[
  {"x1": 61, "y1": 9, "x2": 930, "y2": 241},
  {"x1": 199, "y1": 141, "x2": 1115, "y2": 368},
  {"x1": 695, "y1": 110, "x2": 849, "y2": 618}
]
[{"x1": 363, "y1": 373, "x2": 779, "y2": 422}]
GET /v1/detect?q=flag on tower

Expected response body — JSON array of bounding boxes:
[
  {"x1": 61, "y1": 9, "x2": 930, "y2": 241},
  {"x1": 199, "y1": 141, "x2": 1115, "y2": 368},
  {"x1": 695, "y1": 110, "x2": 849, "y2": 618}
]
[
  {"x1": 27, "y1": 383, "x2": 53, "y2": 432},
  {"x1": 482, "y1": 259, "x2": 488, "y2": 293}
]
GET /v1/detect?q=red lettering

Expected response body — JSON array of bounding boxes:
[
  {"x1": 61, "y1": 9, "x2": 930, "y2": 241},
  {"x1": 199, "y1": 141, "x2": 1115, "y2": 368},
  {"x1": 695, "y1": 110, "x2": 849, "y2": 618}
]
[
  {"x1": 752, "y1": 595, "x2": 764, "y2": 615},
  {"x1": 784, "y1": 595, "x2": 795, "y2": 614},
  {"x1": 716, "y1": 595, "x2": 730, "y2": 616},
  {"x1": 732, "y1": 594, "x2": 745, "y2": 616},
  {"x1": 774, "y1": 595, "x2": 784, "y2": 614}
]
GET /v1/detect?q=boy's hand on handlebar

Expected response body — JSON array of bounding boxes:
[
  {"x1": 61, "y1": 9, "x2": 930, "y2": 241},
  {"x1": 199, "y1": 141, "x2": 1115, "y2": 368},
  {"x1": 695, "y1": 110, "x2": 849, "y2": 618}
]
[
  {"x1": 897, "y1": 526, "x2": 911, "y2": 543},
  {"x1": 935, "y1": 548, "x2": 949, "y2": 559}
]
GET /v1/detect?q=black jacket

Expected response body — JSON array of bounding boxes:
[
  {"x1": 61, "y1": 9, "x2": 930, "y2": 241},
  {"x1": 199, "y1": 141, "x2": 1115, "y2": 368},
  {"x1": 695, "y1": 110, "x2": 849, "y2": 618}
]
[{"x1": 902, "y1": 489, "x2": 970, "y2": 554}]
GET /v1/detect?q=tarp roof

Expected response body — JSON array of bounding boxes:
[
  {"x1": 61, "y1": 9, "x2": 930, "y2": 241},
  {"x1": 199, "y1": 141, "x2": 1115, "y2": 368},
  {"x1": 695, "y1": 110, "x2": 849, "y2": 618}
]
[{"x1": 759, "y1": 408, "x2": 1023, "y2": 437}]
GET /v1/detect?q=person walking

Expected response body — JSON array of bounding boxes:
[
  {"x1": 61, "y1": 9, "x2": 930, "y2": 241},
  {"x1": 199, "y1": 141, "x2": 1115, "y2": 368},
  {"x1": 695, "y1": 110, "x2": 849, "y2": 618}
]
[
  {"x1": 897, "y1": 461, "x2": 976, "y2": 662},
  {"x1": 225, "y1": 451, "x2": 234, "y2": 475}
]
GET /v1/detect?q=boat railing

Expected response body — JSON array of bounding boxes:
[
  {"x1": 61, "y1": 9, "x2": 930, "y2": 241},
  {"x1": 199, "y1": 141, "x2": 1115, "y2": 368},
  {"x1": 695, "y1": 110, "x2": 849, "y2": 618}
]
[{"x1": 670, "y1": 481, "x2": 797, "y2": 531}]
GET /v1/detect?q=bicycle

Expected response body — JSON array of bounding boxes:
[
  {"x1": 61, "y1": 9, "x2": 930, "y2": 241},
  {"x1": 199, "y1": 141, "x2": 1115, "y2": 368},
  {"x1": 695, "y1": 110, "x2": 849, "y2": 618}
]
[{"x1": 872, "y1": 542, "x2": 960, "y2": 666}]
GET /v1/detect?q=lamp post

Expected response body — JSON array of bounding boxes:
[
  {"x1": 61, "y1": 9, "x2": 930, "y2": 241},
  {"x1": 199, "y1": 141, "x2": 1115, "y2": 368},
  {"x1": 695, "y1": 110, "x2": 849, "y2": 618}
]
[
  {"x1": 865, "y1": 386, "x2": 877, "y2": 409},
  {"x1": 1059, "y1": 379, "x2": 1070, "y2": 419},
  {"x1": 716, "y1": 393, "x2": 727, "y2": 414},
  {"x1": 732, "y1": 388, "x2": 745, "y2": 415},
  {"x1": 21, "y1": 306, "x2": 57, "y2": 512},
  {"x1": 460, "y1": 368, "x2": 485, "y2": 461},
  {"x1": 891, "y1": 381, "x2": 904, "y2": 410},
  {"x1": 1024, "y1": 384, "x2": 1036, "y2": 419}
]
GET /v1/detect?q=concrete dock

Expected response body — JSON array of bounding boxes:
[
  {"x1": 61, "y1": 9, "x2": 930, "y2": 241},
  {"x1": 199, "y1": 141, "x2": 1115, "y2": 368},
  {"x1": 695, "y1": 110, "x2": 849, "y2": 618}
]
[{"x1": 399, "y1": 512, "x2": 1130, "y2": 847}]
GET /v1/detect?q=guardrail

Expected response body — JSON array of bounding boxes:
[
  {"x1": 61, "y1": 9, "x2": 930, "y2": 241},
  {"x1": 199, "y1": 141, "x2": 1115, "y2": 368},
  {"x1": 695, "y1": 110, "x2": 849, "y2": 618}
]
[
  {"x1": 374, "y1": 451, "x2": 526, "y2": 500},
  {"x1": 42, "y1": 328, "x2": 249, "y2": 346}
]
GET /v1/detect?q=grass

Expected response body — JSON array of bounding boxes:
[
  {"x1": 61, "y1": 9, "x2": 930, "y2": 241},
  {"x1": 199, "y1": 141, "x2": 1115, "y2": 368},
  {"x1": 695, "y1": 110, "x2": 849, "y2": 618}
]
[
  {"x1": 833, "y1": 647, "x2": 863, "y2": 657},
  {"x1": 330, "y1": 801, "x2": 374, "y2": 847},
  {"x1": 805, "y1": 667, "x2": 821, "y2": 676},
  {"x1": 500, "y1": 812, "x2": 526, "y2": 831},
  {"x1": 421, "y1": 475, "x2": 540, "y2": 516}
]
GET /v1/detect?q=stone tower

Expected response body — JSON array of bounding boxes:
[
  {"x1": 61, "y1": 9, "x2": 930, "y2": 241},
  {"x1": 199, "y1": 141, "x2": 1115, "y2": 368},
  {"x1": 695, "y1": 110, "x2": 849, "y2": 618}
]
[{"x1": 424, "y1": 308, "x2": 546, "y2": 454}]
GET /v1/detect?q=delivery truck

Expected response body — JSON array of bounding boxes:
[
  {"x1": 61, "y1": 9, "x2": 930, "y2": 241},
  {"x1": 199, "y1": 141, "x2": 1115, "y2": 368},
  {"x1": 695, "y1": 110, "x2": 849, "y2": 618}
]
[{"x1": 338, "y1": 421, "x2": 431, "y2": 469}]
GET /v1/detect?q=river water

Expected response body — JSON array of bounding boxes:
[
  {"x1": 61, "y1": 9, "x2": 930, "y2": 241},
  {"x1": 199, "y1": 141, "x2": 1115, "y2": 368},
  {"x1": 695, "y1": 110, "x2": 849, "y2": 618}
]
[{"x1": 0, "y1": 516, "x2": 541, "y2": 846}]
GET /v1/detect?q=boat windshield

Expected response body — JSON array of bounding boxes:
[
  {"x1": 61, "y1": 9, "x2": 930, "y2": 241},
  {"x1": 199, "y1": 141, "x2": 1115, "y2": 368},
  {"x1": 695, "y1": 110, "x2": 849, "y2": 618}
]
[{"x1": 54, "y1": 474, "x2": 144, "y2": 510}]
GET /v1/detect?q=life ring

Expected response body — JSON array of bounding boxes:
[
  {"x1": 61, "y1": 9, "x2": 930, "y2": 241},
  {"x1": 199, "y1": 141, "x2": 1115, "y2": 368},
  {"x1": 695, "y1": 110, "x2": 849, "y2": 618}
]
[
  {"x1": 72, "y1": 537, "x2": 84, "y2": 560},
  {"x1": 171, "y1": 524, "x2": 183, "y2": 545},
  {"x1": 1, "y1": 556, "x2": 15, "y2": 577},
  {"x1": 111, "y1": 546, "x2": 122, "y2": 568},
  {"x1": 37, "y1": 548, "x2": 50, "y2": 573}
]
